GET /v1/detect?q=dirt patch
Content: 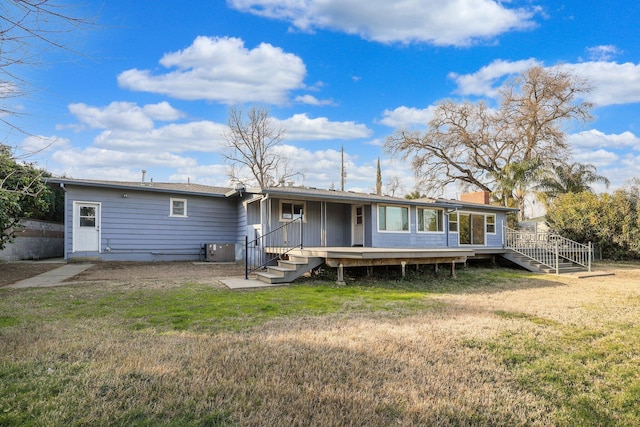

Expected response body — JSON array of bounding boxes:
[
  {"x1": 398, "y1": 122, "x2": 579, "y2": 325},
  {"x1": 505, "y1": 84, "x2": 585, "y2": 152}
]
[
  {"x1": 66, "y1": 261, "x2": 244, "y2": 286},
  {"x1": 0, "y1": 262, "x2": 63, "y2": 287}
]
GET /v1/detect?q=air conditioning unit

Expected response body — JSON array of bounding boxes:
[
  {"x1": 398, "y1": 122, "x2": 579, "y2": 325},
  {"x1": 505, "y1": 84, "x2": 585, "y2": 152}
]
[{"x1": 204, "y1": 243, "x2": 235, "y2": 262}]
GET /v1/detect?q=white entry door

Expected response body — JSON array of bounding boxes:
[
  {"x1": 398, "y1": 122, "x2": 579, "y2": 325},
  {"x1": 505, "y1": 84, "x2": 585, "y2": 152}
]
[
  {"x1": 73, "y1": 202, "x2": 100, "y2": 252},
  {"x1": 352, "y1": 205, "x2": 364, "y2": 246}
]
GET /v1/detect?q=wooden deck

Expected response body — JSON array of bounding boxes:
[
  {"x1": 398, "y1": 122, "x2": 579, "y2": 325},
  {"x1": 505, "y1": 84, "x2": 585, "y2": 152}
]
[{"x1": 283, "y1": 247, "x2": 476, "y2": 268}]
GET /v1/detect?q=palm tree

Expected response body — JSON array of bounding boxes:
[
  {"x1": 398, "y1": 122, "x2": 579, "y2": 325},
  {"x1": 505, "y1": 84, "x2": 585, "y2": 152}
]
[
  {"x1": 536, "y1": 162, "x2": 610, "y2": 206},
  {"x1": 491, "y1": 158, "x2": 543, "y2": 220}
]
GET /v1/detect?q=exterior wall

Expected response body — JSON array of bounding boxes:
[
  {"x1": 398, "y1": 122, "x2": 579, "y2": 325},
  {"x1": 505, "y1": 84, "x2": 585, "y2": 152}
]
[
  {"x1": 0, "y1": 219, "x2": 64, "y2": 261},
  {"x1": 370, "y1": 203, "x2": 508, "y2": 249},
  {"x1": 63, "y1": 186, "x2": 238, "y2": 262},
  {"x1": 267, "y1": 198, "x2": 352, "y2": 247},
  {"x1": 325, "y1": 202, "x2": 350, "y2": 246}
]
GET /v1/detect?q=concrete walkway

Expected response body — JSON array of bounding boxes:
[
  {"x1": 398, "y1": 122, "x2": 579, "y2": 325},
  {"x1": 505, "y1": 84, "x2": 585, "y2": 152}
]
[{"x1": 7, "y1": 264, "x2": 94, "y2": 289}]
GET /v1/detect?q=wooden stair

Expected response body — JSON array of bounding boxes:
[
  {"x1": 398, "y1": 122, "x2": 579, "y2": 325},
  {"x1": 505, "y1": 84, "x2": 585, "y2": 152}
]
[
  {"x1": 255, "y1": 255, "x2": 324, "y2": 284},
  {"x1": 502, "y1": 249, "x2": 587, "y2": 274}
]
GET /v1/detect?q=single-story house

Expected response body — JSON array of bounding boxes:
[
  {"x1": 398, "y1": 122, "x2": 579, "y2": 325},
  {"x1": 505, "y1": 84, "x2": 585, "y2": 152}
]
[{"x1": 46, "y1": 177, "x2": 524, "y2": 281}]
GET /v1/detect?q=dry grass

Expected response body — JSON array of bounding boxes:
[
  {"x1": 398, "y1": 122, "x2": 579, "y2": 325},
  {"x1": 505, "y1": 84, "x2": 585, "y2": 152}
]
[{"x1": 1, "y1": 262, "x2": 639, "y2": 426}]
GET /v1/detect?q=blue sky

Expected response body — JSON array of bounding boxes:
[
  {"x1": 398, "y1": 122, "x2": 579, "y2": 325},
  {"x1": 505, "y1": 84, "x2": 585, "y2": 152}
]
[{"x1": 8, "y1": 0, "x2": 640, "y2": 202}]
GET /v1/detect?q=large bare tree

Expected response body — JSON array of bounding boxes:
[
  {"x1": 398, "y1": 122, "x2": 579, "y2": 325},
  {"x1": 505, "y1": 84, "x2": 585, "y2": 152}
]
[
  {"x1": 222, "y1": 106, "x2": 301, "y2": 188},
  {"x1": 385, "y1": 66, "x2": 594, "y2": 211}
]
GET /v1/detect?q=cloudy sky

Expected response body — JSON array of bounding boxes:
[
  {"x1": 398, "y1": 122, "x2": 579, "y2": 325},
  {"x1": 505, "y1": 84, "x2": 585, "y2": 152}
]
[{"x1": 7, "y1": 0, "x2": 640, "y2": 201}]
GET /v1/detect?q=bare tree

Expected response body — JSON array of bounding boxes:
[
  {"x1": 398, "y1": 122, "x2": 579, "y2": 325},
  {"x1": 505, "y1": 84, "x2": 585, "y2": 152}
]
[
  {"x1": 222, "y1": 106, "x2": 301, "y2": 188},
  {"x1": 1, "y1": 1, "x2": 93, "y2": 133},
  {"x1": 385, "y1": 66, "x2": 593, "y2": 203}
]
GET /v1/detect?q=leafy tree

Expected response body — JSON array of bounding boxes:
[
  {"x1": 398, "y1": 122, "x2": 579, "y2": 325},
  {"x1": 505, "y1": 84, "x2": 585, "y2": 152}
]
[
  {"x1": 222, "y1": 106, "x2": 301, "y2": 188},
  {"x1": 404, "y1": 190, "x2": 426, "y2": 200},
  {"x1": 385, "y1": 66, "x2": 593, "y2": 200},
  {"x1": 546, "y1": 190, "x2": 640, "y2": 259},
  {"x1": 0, "y1": 144, "x2": 53, "y2": 250},
  {"x1": 535, "y1": 162, "x2": 610, "y2": 206}
]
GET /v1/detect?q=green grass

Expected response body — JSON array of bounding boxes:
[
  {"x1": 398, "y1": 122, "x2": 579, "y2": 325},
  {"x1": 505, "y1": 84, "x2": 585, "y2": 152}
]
[
  {"x1": 480, "y1": 311, "x2": 640, "y2": 426},
  {"x1": 1, "y1": 265, "x2": 639, "y2": 426}
]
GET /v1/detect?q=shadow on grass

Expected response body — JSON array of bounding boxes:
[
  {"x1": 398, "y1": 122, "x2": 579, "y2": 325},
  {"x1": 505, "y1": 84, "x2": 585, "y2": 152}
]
[{"x1": 295, "y1": 262, "x2": 567, "y2": 296}]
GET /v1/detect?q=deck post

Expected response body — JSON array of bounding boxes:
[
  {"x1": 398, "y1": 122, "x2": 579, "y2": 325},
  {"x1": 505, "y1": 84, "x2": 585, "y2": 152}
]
[
  {"x1": 336, "y1": 263, "x2": 345, "y2": 285},
  {"x1": 451, "y1": 261, "x2": 456, "y2": 278},
  {"x1": 299, "y1": 210, "x2": 304, "y2": 250},
  {"x1": 401, "y1": 261, "x2": 406, "y2": 278}
]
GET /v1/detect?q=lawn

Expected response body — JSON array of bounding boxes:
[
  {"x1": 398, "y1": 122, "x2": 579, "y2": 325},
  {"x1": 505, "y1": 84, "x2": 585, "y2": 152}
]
[{"x1": 1, "y1": 264, "x2": 639, "y2": 426}]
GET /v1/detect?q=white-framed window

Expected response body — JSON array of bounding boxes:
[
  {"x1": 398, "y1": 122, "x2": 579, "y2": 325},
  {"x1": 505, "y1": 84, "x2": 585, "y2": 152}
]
[
  {"x1": 170, "y1": 198, "x2": 187, "y2": 217},
  {"x1": 417, "y1": 208, "x2": 444, "y2": 232},
  {"x1": 378, "y1": 205, "x2": 409, "y2": 232},
  {"x1": 486, "y1": 214, "x2": 496, "y2": 234},
  {"x1": 448, "y1": 212, "x2": 459, "y2": 232},
  {"x1": 280, "y1": 200, "x2": 305, "y2": 221}
]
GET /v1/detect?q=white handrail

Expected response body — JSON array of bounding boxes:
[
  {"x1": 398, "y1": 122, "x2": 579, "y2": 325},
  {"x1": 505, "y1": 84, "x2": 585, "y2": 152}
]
[{"x1": 504, "y1": 227, "x2": 591, "y2": 273}]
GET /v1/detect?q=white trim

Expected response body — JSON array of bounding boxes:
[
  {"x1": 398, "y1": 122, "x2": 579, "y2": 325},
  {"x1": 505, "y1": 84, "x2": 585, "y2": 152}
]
[
  {"x1": 417, "y1": 207, "x2": 445, "y2": 234},
  {"x1": 377, "y1": 204, "x2": 410, "y2": 233},
  {"x1": 72, "y1": 201, "x2": 101, "y2": 253},
  {"x1": 170, "y1": 198, "x2": 187, "y2": 217},
  {"x1": 279, "y1": 200, "x2": 306, "y2": 222}
]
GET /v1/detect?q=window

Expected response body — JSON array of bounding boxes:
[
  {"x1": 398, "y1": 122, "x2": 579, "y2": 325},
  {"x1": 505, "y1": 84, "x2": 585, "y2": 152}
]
[
  {"x1": 79, "y1": 206, "x2": 96, "y2": 227},
  {"x1": 486, "y1": 214, "x2": 496, "y2": 234},
  {"x1": 378, "y1": 205, "x2": 409, "y2": 232},
  {"x1": 418, "y1": 208, "x2": 443, "y2": 232},
  {"x1": 280, "y1": 201, "x2": 305, "y2": 221},
  {"x1": 448, "y1": 212, "x2": 458, "y2": 232},
  {"x1": 355, "y1": 206, "x2": 363, "y2": 225},
  {"x1": 170, "y1": 198, "x2": 187, "y2": 217}
]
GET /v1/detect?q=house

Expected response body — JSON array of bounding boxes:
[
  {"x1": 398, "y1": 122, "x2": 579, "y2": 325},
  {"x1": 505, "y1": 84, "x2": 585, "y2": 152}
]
[
  {"x1": 47, "y1": 178, "x2": 523, "y2": 282},
  {"x1": 45, "y1": 178, "x2": 241, "y2": 262}
]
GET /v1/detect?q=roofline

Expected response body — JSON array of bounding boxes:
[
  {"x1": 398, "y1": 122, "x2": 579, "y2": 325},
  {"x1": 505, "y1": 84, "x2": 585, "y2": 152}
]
[
  {"x1": 44, "y1": 178, "x2": 229, "y2": 198},
  {"x1": 246, "y1": 187, "x2": 464, "y2": 209}
]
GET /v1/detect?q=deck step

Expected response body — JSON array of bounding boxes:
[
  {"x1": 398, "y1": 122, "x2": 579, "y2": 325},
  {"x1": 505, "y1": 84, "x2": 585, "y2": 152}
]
[
  {"x1": 255, "y1": 256, "x2": 324, "y2": 284},
  {"x1": 502, "y1": 250, "x2": 587, "y2": 274}
]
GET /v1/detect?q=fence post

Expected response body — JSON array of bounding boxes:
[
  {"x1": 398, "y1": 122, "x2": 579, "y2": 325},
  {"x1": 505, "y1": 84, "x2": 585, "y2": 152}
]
[{"x1": 588, "y1": 241, "x2": 592, "y2": 272}]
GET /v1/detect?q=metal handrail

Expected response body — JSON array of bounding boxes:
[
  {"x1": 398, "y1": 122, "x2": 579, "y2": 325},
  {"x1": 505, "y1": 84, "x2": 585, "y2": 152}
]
[
  {"x1": 245, "y1": 212, "x2": 304, "y2": 279},
  {"x1": 504, "y1": 226, "x2": 591, "y2": 273}
]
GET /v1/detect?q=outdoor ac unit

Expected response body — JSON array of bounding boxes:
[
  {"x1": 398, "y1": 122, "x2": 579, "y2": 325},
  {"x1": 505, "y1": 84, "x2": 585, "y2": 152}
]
[{"x1": 204, "y1": 243, "x2": 235, "y2": 262}]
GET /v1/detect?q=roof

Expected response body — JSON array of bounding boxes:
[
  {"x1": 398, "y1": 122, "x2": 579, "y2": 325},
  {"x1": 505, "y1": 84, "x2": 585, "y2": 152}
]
[
  {"x1": 45, "y1": 178, "x2": 232, "y2": 197},
  {"x1": 240, "y1": 185, "x2": 518, "y2": 212}
]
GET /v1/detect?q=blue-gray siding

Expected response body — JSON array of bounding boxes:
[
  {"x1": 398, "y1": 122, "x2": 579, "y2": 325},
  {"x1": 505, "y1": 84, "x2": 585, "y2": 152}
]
[{"x1": 64, "y1": 186, "x2": 237, "y2": 261}]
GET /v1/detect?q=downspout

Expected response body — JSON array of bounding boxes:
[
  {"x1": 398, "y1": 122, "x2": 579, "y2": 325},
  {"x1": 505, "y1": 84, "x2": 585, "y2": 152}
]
[{"x1": 59, "y1": 183, "x2": 68, "y2": 261}]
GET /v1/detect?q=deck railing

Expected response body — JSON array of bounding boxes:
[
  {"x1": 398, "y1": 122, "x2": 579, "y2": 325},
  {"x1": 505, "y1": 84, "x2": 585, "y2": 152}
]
[
  {"x1": 245, "y1": 213, "x2": 304, "y2": 279},
  {"x1": 504, "y1": 227, "x2": 591, "y2": 274}
]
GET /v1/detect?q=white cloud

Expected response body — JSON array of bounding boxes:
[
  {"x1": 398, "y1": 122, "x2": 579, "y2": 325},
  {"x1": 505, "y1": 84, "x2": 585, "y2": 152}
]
[
  {"x1": 560, "y1": 61, "x2": 640, "y2": 106},
  {"x1": 585, "y1": 45, "x2": 622, "y2": 62},
  {"x1": 379, "y1": 106, "x2": 437, "y2": 128},
  {"x1": 18, "y1": 135, "x2": 70, "y2": 156},
  {"x1": 117, "y1": 36, "x2": 307, "y2": 104},
  {"x1": 449, "y1": 59, "x2": 640, "y2": 107},
  {"x1": 294, "y1": 94, "x2": 336, "y2": 106},
  {"x1": 568, "y1": 129, "x2": 640, "y2": 150},
  {"x1": 68, "y1": 101, "x2": 183, "y2": 131},
  {"x1": 448, "y1": 58, "x2": 542, "y2": 97},
  {"x1": 229, "y1": 0, "x2": 538, "y2": 46},
  {"x1": 278, "y1": 113, "x2": 372, "y2": 141}
]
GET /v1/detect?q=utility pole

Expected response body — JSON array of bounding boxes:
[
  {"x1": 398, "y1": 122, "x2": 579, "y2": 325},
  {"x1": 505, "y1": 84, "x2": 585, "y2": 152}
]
[{"x1": 341, "y1": 146, "x2": 346, "y2": 191}]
